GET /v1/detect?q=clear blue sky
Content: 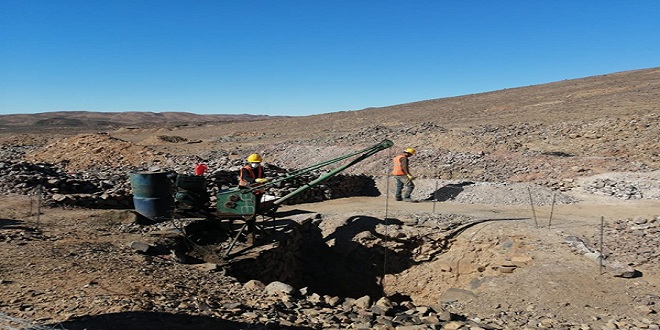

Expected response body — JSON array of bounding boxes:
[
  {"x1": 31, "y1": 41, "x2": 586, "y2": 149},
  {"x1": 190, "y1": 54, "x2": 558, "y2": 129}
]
[{"x1": 1, "y1": 1, "x2": 659, "y2": 116}]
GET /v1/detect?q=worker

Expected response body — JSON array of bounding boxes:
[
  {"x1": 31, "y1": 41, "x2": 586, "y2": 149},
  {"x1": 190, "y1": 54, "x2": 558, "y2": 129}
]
[
  {"x1": 392, "y1": 148, "x2": 416, "y2": 202},
  {"x1": 239, "y1": 153, "x2": 268, "y2": 188},
  {"x1": 238, "y1": 153, "x2": 269, "y2": 244}
]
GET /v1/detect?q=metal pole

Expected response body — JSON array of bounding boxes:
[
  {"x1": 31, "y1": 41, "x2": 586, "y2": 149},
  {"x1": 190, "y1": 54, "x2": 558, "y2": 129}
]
[
  {"x1": 223, "y1": 222, "x2": 249, "y2": 259},
  {"x1": 432, "y1": 180, "x2": 438, "y2": 213},
  {"x1": 384, "y1": 176, "x2": 390, "y2": 221},
  {"x1": 599, "y1": 216, "x2": 604, "y2": 275},
  {"x1": 527, "y1": 187, "x2": 538, "y2": 228},
  {"x1": 383, "y1": 148, "x2": 392, "y2": 281},
  {"x1": 273, "y1": 140, "x2": 393, "y2": 206},
  {"x1": 37, "y1": 185, "x2": 42, "y2": 228},
  {"x1": 548, "y1": 192, "x2": 556, "y2": 228}
]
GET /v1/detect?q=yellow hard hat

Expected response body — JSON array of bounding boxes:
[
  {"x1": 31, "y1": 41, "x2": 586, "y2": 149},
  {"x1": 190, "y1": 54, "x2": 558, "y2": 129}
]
[
  {"x1": 405, "y1": 148, "x2": 416, "y2": 155},
  {"x1": 247, "y1": 153, "x2": 263, "y2": 163}
]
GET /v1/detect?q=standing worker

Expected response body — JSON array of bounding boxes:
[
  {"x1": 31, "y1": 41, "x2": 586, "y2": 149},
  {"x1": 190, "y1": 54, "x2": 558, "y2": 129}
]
[
  {"x1": 392, "y1": 148, "x2": 416, "y2": 202},
  {"x1": 238, "y1": 153, "x2": 269, "y2": 244}
]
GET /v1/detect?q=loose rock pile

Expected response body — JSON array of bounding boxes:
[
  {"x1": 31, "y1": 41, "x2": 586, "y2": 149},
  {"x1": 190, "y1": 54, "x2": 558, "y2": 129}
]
[
  {"x1": 406, "y1": 179, "x2": 580, "y2": 206},
  {"x1": 0, "y1": 161, "x2": 134, "y2": 208},
  {"x1": 589, "y1": 216, "x2": 660, "y2": 268},
  {"x1": 1, "y1": 134, "x2": 381, "y2": 210},
  {"x1": 579, "y1": 172, "x2": 660, "y2": 200}
]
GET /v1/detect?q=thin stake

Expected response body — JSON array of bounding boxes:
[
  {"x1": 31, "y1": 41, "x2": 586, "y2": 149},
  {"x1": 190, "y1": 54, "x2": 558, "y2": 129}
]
[
  {"x1": 432, "y1": 180, "x2": 438, "y2": 213},
  {"x1": 548, "y1": 192, "x2": 556, "y2": 228},
  {"x1": 528, "y1": 187, "x2": 538, "y2": 228},
  {"x1": 383, "y1": 147, "x2": 392, "y2": 281},
  {"x1": 599, "y1": 216, "x2": 604, "y2": 275},
  {"x1": 36, "y1": 185, "x2": 42, "y2": 228},
  {"x1": 385, "y1": 175, "x2": 390, "y2": 222}
]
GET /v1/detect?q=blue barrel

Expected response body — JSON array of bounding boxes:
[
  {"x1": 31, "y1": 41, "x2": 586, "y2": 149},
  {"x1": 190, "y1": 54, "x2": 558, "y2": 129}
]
[
  {"x1": 130, "y1": 172, "x2": 173, "y2": 221},
  {"x1": 132, "y1": 197, "x2": 174, "y2": 221},
  {"x1": 130, "y1": 172, "x2": 173, "y2": 198}
]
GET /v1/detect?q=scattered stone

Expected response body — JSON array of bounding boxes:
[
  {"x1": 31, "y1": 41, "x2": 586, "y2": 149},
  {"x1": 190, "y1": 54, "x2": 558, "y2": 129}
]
[
  {"x1": 606, "y1": 261, "x2": 637, "y2": 278},
  {"x1": 499, "y1": 265, "x2": 517, "y2": 273},
  {"x1": 244, "y1": 280, "x2": 265, "y2": 290},
  {"x1": 193, "y1": 263, "x2": 219, "y2": 272},
  {"x1": 353, "y1": 295, "x2": 372, "y2": 310},
  {"x1": 264, "y1": 281, "x2": 295, "y2": 295},
  {"x1": 128, "y1": 241, "x2": 151, "y2": 253}
]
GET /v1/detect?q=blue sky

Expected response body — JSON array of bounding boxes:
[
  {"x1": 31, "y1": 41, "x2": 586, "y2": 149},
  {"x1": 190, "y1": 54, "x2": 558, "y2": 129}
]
[{"x1": 1, "y1": 1, "x2": 659, "y2": 116}]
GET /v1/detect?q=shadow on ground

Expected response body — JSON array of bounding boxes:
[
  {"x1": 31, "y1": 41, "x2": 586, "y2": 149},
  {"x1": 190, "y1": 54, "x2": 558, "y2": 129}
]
[
  {"x1": 427, "y1": 181, "x2": 474, "y2": 201},
  {"x1": 0, "y1": 218, "x2": 37, "y2": 231},
  {"x1": 52, "y1": 311, "x2": 314, "y2": 330}
]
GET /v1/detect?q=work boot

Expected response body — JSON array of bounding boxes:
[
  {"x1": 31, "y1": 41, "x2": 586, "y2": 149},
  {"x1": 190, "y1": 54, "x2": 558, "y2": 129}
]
[{"x1": 395, "y1": 197, "x2": 403, "y2": 201}]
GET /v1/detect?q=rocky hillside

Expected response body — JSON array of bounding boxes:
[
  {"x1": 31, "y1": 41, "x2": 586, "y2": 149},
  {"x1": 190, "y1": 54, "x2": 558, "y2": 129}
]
[
  {"x1": 2, "y1": 68, "x2": 658, "y2": 192},
  {"x1": 70, "y1": 67, "x2": 654, "y2": 193}
]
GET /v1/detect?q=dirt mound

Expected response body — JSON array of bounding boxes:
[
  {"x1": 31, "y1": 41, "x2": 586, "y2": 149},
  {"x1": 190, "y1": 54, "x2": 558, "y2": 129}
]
[{"x1": 24, "y1": 133, "x2": 167, "y2": 171}]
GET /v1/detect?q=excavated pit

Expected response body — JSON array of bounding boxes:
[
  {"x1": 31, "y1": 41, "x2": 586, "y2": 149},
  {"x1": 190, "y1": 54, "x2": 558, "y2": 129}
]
[{"x1": 175, "y1": 211, "x2": 516, "y2": 304}]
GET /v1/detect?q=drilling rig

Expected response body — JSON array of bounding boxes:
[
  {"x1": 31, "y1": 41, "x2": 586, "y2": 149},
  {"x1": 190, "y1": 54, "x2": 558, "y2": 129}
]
[{"x1": 131, "y1": 139, "x2": 394, "y2": 257}]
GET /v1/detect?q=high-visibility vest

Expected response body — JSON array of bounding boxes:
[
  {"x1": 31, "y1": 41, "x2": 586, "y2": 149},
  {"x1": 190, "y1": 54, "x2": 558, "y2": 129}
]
[
  {"x1": 239, "y1": 165, "x2": 264, "y2": 187},
  {"x1": 392, "y1": 154, "x2": 408, "y2": 176}
]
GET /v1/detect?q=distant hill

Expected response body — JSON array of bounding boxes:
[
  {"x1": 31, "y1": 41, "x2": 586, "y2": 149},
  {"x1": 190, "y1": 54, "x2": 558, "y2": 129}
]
[
  {"x1": 3, "y1": 68, "x2": 658, "y2": 132},
  {"x1": 0, "y1": 111, "x2": 286, "y2": 129}
]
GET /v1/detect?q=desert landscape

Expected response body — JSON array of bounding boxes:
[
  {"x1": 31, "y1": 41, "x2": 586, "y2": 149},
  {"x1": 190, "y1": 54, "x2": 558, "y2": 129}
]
[{"x1": 0, "y1": 67, "x2": 659, "y2": 329}]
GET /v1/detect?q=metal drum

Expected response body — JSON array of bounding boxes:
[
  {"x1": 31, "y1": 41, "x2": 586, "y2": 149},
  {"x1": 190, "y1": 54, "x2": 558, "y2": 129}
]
[
  {"x1": 175, "y1": 174, "x2": 207, "y2": 192},
  {"x1": 174, "y1": 174, "x2": 209, "y2": 209},
  {"x1": 129, "y1": 172, "x2": 174, "y2": 221}
]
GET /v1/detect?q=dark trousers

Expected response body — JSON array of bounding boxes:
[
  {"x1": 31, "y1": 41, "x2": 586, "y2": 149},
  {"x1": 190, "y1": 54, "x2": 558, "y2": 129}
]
[{"x1": 395, "y1": 175, "x2": 414, "y2": 200}]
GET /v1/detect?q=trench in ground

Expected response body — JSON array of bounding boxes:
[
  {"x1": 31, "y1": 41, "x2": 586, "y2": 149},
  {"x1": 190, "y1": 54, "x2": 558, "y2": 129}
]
[{"x1": 180, "y1": 212, "x2": 500, "y2": 305}]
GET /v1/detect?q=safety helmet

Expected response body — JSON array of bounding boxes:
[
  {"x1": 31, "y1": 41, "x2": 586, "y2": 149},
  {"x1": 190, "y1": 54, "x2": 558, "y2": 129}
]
[
  {"x1": 247, "y1": 153, "x2": 262, "y2": 163},
  {"x1": 405, "y1": 148, "x2": 416, "y2": 155}
]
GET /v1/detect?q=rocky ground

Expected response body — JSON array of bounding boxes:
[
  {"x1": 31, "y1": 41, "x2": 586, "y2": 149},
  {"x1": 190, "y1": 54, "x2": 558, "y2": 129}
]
[
  {"x1": 1, "y1": 69, "x2": 659, "y2": 329},
  {"x1": 1, "y1": 131, "x2": 658, "y2": 330}
]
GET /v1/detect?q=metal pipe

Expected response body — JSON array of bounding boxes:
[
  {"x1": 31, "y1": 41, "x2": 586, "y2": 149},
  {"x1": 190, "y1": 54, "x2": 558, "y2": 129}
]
[
  {"x1": 273, "y1": 140, "x2": 393, "y2": 205},
  {"x1": 248, "y1": 139, "x2": 393, "y2": 193}
]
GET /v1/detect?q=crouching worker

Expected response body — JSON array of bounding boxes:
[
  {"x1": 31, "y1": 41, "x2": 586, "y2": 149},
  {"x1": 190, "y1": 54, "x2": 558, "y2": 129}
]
[{"x1": 238, "y1": 153, "x2": 269, "y2": 244}]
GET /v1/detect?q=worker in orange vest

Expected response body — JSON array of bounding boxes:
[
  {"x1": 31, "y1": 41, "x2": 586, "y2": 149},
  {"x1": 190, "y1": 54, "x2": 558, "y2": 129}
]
[
  {"x1": 238, "y1": 153, "x2": 269, "y2": 244},
  {"x1": 239, "y1": 153, "x2": 268, "y2": 188},
  {"x1": 392, "y1": 148, "x2": 416, "y2": 202}
]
